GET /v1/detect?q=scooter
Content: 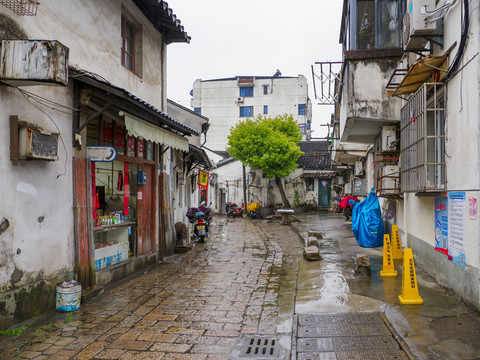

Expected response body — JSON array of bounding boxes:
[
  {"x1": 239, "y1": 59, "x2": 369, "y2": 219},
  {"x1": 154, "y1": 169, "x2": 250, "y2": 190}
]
[
  {"x1": 193, "y1": 211, "x2": 208, "y2": 243},
  {"x1": 226, "y1": 202, "x2": 243, "y2": 218},
  {"x1": 247, "y1": 202, "x2": 259, "y2": 219},
  {"x1": 186, "y1": 207, "x2": 210, "y2": 242}
]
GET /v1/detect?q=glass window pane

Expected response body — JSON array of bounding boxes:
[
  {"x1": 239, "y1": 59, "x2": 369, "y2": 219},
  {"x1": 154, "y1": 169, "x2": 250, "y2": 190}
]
[
  {"x1": 125, "y1": 54, "x2": 133, "y2": 70},
  {"x1": 358, "y1": 0, "x2": 375, "y2": 49},
  {"x1": 126, "y1": 38, "x2": 134, "y2": 55},
  {"x1": 125, "y1": 21, "x2": 134, "y2": 40},
  {"x1": 379, "y1": 0, "x2": 401, "y2": 48},
  {"x1": 298, "y1": 104, "x2": 306, "y2": 115},
  {"x1": 240, "y1": 87, "x2": 253, "y2": 97}
]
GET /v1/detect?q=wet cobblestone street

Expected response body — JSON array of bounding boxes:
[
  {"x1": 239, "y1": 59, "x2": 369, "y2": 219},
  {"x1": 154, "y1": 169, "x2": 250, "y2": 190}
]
[{"x1": 0, "y1": 216, "x2": 303, "y2": 360}]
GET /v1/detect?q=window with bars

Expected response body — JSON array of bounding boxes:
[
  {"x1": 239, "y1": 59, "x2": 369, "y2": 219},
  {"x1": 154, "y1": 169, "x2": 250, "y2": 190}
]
[{"x1": 400, "y1": 83, "x2": 446, "y2": 192}]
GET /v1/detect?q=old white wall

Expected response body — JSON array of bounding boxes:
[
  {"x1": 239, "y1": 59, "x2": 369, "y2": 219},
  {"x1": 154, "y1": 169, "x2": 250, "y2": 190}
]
[
  {"x1": 443, "y1": 1, "x2": 480, "y2": 191},
  {"x1": 7, "y1": 0, "x2": 166, "y2": 111},
  {"x1": 339, "y1": 60, "x2": 402, "y2": 142},
  {"x1": 0, "y1": 84, "x2": 75, "y2": 296},
  {"x1": 193, "y1": 75, "x2": 311, "y2": 151}
]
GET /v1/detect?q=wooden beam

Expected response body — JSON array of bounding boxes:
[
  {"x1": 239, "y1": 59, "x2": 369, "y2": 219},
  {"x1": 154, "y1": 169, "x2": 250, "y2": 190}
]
[{"x1": 9, "y1": 115, "x2": 19, "y2": 166}]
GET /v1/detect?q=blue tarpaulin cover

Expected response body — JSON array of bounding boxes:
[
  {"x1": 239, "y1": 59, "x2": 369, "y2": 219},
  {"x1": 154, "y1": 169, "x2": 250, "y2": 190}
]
[{"x1": 349, "y1": 188, "x2": 384, "y2": 247}]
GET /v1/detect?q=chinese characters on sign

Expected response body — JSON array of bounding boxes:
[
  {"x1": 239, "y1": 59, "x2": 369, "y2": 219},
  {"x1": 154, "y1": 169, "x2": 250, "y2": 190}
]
[
  {"x1": 434, "y1": 197, "x2": 448, "y2": 255},
  {"x1": 435, "y1": 193, "x2": 466, "y2": 268},
  {"x1": 448, "y1": 192, "x2": 466, "y2": 268},
  {"x1": 197, "y1": 171, "x2": 209, "y2": 190}
]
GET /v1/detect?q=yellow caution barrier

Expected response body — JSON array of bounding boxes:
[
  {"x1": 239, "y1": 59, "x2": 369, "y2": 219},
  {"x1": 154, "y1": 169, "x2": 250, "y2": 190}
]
[
  {"x1": 398, "y1": 248, "x2": 424, "y2": 305},
  {"x1": 380, "y1": 234, "x2": 398, "y2": 277},
  {"x1": 391, "y1": 225, "x2": 403, "y2": 260}
]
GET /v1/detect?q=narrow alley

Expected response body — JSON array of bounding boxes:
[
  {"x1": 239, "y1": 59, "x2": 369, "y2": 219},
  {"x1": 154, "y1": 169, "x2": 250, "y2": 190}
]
[{"x1": 1, "y1": 213, "x2": 480, "y2": 360}]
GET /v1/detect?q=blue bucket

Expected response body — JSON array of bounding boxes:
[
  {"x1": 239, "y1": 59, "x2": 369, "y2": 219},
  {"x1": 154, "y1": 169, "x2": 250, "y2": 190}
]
[{"x1": 56, "y1": 284, "x2": 81, "y2": 312}]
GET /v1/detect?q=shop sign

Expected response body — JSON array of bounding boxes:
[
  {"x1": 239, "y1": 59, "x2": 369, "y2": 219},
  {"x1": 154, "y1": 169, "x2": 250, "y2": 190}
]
[
  {"x1": 197, "y1": 170, "x2": 209, "y2": 190},
  {"x1": 87, "y1": 146, "x2": 117, "y2": 162}
]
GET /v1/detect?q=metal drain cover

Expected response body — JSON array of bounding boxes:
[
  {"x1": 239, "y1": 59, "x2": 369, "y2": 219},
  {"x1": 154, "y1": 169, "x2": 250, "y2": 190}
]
[
  {"x1": 295, "y1": 313, "x2": 410, "y2": 360},
  {"x1": 240, "y1": 336, "x2": 280, "y2": 358}
]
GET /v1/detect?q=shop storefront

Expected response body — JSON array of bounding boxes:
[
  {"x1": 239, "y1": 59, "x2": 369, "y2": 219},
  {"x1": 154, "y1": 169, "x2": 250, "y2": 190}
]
[{"x1": 72, "y1": 73, "x2": 195, "y2": 290}]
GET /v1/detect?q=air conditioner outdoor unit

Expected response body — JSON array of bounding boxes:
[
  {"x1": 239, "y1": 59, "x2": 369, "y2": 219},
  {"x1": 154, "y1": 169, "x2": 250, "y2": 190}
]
[
  {"x1": 381, "y1": 165, "x2": 400, "y2": 194},
  {"x1": 354, "y1": 161, "x2": 364, "y2": 176},
  {"x1": 344, "y1": 183, "x2": 352, "y2": 195},
  {"x1": 236, "y1": 97, "x2": 244, "y2": 103},
  {"x1": 381, "y1": 126, "x2": 397, "y2": 152},
  {"x1": 0, "y1": 40, "x2": 69, "y2": 86},
  {"x1": 334, "y1": 176, "x2": 344, "y2": 185},
  {"x1": 403, "y1": 0, "x2": 437, "y2": 51}
]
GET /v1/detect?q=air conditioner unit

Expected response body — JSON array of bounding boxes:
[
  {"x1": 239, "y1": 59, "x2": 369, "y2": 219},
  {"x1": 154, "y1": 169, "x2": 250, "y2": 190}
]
[
  {"x1": 381, "y1": 165, "x2": 400, "y2": 194},
  {"x1": 0, "y1": 40, "x2": 69, "y2": 86},
  {"x1": 18, "y1": 126, "x2": 59, "y2": 161},
  {"x1": 344, "y1": 183, "x2": 352, "y2": 195},
  {"x1": 403, "y1": 0, "x2": 437, "y2": 51},
  {"x1": 236, "y1": 97, "x2": 244, "y2": 103},
  {"x1": 354, "y1": 161, "x2": 364, "y2": 176},
  {"x1": 381, "y1": 126, "x2": 397, "y2": 152},
  {"x1": 334, "y1": 176, "x2": 344, "y2": 185}
]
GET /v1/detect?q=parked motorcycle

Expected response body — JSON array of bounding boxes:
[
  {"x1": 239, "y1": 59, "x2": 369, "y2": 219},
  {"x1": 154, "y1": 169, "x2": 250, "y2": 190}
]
[
  {"x1": 226, "y1": 202, "x2": 243, "y2": 218},
  {"x1": 338, "y1": 195, "x2": 358, "y2": 221},
  {"x1": 247, "y1": 202, "x2": 259, "y2": 219},
  {"x1": 186, "y1": 206, "x2": 211, "y2": 242}
]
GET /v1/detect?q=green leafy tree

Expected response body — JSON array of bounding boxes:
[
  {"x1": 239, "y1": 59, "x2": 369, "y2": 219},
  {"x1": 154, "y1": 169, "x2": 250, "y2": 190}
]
[{"x1": 227, "y1": 115, "x2": 303, "y2": 208}]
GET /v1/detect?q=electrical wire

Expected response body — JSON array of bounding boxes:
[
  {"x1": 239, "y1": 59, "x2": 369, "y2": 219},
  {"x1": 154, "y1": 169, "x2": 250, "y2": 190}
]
[
  {"x1": 445, "y1": 0, "x2": 470, "y2": 81},
  {"x1": 17, "y1": 88, "x2": 79, "y2": 112}
]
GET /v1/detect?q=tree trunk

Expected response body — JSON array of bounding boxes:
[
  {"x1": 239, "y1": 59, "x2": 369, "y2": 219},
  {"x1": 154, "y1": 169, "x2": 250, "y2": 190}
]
[{"x1": 275, "y1": 176, "x2": 291, "y2": 208}]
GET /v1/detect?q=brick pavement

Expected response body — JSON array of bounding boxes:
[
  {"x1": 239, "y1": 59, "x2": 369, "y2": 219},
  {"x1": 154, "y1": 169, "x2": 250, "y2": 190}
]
[{"x1": 0, "y1": 217, "x2": 303, "y2": 359}]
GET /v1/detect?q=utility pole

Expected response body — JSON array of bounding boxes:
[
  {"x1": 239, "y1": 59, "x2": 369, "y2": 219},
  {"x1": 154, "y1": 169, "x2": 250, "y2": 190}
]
[{"x1": 243, "y1": 164, "x2": 247, "y2": 216}]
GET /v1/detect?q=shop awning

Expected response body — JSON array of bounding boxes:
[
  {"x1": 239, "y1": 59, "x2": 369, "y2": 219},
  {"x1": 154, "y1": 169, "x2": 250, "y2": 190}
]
[
  {"x1": 387, "y1": 48, "x2": 453, "y2": 97},
  {"x1": 124, "y1": 113, "x2": 189, "y2": 152}
]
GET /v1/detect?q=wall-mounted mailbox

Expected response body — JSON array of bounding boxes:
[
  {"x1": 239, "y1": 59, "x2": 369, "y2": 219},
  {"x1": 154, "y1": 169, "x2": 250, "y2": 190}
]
[
  {"x1": 10, "y1": 116, "x2": 59, "y2": 164},
  {"x1": 137, "y1": 171, "x2": 147, "y2": 185}
]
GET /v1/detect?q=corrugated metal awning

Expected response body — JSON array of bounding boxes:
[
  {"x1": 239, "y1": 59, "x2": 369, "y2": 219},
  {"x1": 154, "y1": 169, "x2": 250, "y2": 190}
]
[
  {"x1": 124, "y1": 113, "x2": 189, "y2": 152},
  {"x1": 387, "y1": 47, "x2": 453, "y2": 97}
]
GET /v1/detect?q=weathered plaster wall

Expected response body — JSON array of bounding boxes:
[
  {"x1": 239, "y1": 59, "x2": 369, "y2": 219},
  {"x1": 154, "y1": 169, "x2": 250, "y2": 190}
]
[
  {"x1": 2, "y1": 0, "x2": 166, "y2": 111},
  {"x1": 0, "y1": 84, "x2": 75, "y2": 326},
  {"x1": 339, "y1": 59, "x2": 402, "y2": 141}
]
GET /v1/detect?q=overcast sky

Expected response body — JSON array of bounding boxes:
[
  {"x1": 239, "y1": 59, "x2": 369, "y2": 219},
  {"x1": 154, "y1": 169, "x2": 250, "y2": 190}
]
[{"x1": 166, "y1": 0, "x2": 344, "y2": 138}]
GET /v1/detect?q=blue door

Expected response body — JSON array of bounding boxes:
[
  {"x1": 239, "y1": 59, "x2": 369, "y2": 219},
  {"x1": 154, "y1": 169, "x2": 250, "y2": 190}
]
[{"x1": 318, "y1": 179, "x2": 331, "y2": 208}]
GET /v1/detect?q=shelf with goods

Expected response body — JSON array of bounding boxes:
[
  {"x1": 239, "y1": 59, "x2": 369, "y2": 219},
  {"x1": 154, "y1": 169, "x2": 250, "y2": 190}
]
[{"x1": 93, "y1": 221, "x2": 134, "y2": 271}]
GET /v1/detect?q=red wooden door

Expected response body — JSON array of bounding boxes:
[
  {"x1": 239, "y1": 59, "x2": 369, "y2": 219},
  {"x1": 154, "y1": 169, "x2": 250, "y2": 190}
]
[{"x1": 137, "y1": 165, "x2": 155, "y2": 254}]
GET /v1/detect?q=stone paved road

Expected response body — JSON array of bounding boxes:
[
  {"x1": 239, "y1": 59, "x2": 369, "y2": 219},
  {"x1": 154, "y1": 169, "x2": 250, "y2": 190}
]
[{"x1": 0, "y1": 216, "x2": 303, "y2": 360}]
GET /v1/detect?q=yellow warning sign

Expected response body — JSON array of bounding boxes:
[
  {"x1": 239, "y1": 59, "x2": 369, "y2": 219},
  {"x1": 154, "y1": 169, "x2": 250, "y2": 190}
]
[
  {"x1": 391, "y1": 225, "x2": 403, "y2": 260},
  {"x1": 380, "y1": 234, "x2": 398, "y2": 277},
  {"x1": 398, "y1": 248, "x2": 424, "y2": 305}
]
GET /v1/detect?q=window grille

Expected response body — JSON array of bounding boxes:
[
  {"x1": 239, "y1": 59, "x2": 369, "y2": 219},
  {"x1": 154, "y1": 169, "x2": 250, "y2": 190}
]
[
  {"x1": 400, "y1": 83, "x2": 446, "y2": 192},
  {"x1": 0, "y1": 0, "x2": 38, "y2": 16}
]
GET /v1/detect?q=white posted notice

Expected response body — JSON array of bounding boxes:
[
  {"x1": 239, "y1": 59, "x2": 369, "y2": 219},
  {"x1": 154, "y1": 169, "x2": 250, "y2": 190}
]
[{"x1": 448, "y1": 192, "x2": 466, "y2": 267}]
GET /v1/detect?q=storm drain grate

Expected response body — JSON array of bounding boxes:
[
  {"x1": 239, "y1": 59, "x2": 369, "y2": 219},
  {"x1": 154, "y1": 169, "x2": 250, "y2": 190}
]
[{"x1": 241, "y1": 336, "x2": 280, "y2": 357}]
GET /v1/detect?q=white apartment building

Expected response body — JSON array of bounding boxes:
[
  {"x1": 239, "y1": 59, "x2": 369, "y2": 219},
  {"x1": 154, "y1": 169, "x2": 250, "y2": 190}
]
[{"x1": 191, "y1": 73, "x2": 312, "y2": 152}]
